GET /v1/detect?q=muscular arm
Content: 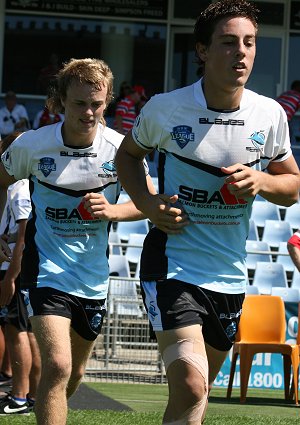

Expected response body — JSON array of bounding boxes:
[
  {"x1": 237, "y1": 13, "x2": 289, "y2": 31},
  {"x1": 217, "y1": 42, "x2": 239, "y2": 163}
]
[{"x1": 115, "y1": 132, "x2": 189, "y2": 233}]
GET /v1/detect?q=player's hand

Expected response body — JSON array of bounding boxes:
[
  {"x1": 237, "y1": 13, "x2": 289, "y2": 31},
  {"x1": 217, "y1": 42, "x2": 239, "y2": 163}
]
[
  {"x1": 222, "y1": 163, "x2": 263, "y2": 200},
  {"x1": 83, "y1": 193, "x2": 116, "y2": 221},
  {"x1": 141, "y1": 193, "x2": 189, "y2": 234}
]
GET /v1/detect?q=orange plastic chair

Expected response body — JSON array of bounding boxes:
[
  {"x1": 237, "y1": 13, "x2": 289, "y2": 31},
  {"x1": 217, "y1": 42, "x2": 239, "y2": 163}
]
[{"x1": 226, "y1": 295, "x2": 299, "y2": 404}]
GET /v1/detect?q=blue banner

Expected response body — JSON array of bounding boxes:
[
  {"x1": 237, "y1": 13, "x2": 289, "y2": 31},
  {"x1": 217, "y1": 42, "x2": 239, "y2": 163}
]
[{"x1": 214, "y1": 302, "x2": 299, "y2": 390}]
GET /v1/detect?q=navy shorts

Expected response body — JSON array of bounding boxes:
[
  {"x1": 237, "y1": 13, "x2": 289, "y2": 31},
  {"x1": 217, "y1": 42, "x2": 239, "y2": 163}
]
[
  {"x1": 141, "y1": 279, "x2": 245, "y2": 351},
  {"x1": 28, "y1": 287, "x2": 107, "y2": 341},
  {"x1": 0, "y1": 271, "x2": 32, "y2": 332}
]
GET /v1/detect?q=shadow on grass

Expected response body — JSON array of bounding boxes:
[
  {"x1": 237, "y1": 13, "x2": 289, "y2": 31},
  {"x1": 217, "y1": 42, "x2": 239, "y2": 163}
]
[{"x1": 209, "y1": 395, "x2": 300, "y2": 408}]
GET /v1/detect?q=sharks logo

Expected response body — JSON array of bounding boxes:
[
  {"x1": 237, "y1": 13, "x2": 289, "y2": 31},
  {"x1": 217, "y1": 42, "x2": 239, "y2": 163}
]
[
  {"x1": 100, "y1": 160, "x2": 117, "y2": 177},
  {"x1": 249, "y1": 131, "x2": 265, "y2": 150}
]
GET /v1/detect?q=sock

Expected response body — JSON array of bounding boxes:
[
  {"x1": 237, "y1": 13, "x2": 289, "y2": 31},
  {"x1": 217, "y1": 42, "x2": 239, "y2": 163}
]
[
  {"x1": 0, "y1": 372, "x2": 12, "y2": 379},
  {"x1": 27, "y1": 396, "x2": 35, "y2": 404},
  {"x1": 12, "y1": 396, "x2": 27, "y2": 406}
]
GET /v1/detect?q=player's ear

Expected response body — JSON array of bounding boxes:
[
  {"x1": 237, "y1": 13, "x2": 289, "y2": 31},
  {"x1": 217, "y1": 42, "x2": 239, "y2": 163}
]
[{"x1": 196, "y1": 43, "x2": 208, "y2": 62}]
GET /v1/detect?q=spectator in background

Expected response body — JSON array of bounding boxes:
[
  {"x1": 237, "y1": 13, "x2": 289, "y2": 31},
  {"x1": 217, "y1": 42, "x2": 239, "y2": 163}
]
[
  {"x1": 0, "y1": 92, "x2": 30, "y2": 139},
  {"x1": 287, "y1": 230, "x2": 300, "y2": 271},
  {"x1": 276, "y1": 81, "x2": 300, "y2": 144},
  {"x1": 114, "y1": 86, "x2": 141, "y2": 135},
  {"x1": 36, "y1": 53, "x2": 61, "y2": 95},
  {"x1": 133, "y1": 85, "x2": 148, "y2": 114},
  {"x1": 33, "y1": 82, "x2": 64, "y2": 130}
]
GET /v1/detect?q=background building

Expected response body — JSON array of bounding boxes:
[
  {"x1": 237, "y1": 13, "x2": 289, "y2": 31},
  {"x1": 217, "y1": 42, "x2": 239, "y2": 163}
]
[{"x1": 0, "y1": 0, "x2": 299, "y2": 139}]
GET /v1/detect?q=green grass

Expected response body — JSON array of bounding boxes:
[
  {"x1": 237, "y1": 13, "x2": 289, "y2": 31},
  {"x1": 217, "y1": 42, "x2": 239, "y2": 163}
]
[{"x1": 3, "y1": 383, "x2": 300, "y2": 424}]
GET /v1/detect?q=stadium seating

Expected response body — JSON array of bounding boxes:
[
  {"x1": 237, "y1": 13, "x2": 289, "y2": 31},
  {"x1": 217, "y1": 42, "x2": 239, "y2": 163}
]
[
  {"x1": 284, "y1": 203, "x2": 300, "y2": 231},
  {"x1": 125, "y1": 233, "x2": 145, "y2": 266},
  {"x1": 252, "y1": 262, "x2": 288, "y2": 295},
  {"x1": 291, "y1": 269, "x2": 300, "y2": 289},
  {"x1": 276, "y1": 241, "x2": 295, "y2": 273},
  {"x1": 262, "y1": 220, "x2": 293, "y2": 249},
  {"x1": 109, "y1": 231, "x2": 122, "y2": 255},
  {"x1": 271, "y1": 287, "x2": 300, "y2": 302},
  {"x1": 245, "y1": 240, "x2": 272, "y2": 271},
  {"x1": 248, "y1": 219, "x2": 259, "y2": 241},
  {"x1": 245, "y1": 284, "x2": 260, "y2": 294},
  {"x1": 116, "y1": 219, "x2": 149, "y2": 242},
  {"x1": 250, "y1": 201, "x2": 281, "y2": 228},
  {"x1": 108, "y1": 254, "x2": 131, "y2": 278}
]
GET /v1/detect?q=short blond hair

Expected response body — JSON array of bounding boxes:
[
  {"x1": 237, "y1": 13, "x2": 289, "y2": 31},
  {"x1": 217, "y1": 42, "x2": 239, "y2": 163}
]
[{"x1": 47, "y1": 58, "x2": 114, "y2": 125}]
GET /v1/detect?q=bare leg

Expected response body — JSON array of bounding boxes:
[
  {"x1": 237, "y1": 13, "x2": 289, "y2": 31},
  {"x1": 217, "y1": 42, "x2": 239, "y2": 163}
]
[
  {"x1": 6, "y1": 325, "x2": 31, "y2": 399},
  {"x1": 67, "y1": 328, "x2": 95, "y2": 399},
  {"x1": 31, "y1": 315, "x2": 72, "y2": 425},
  {"x1": 28, "y1": 331, "x2": 41, "y2": 400}
]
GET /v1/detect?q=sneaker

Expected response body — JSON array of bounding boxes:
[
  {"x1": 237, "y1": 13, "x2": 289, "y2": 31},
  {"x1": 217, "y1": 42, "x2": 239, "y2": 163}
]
[
  {"x1": 0, "y1": 373, "x2": 12, "y2": 387},
  {"x1": 0, "y1": 394, "x2": 30, "y2": 415},
  {"x1": 26, "y1": 395, "x2": 35, "y2": 412}
]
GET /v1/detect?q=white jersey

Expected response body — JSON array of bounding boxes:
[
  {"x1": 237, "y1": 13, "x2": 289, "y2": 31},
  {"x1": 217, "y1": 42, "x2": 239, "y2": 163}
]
[
  {"x1": 132, "y1": 79, "x2": 291, "y2": 294},
  {"x1": 1, "y1": 179, "x2": 31, "y2": 271},
  {"x1": 1, "y1": 122, "x2": 124, "y2": 299},
  {"x1": 0, "y1": 104, "x2": 29, "y2": 136}
]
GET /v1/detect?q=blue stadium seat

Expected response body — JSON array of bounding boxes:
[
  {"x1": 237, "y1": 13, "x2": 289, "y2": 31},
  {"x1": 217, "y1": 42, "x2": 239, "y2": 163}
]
[
  {"x1": 262, "y1": 220, "x2": 293, "y2": 249},
  {"x1": 252, "y1": 262, "x2": 288, "y2": 295},
  {"x1": 250, "y1": 201, "x2": 281, "y2": 228}
]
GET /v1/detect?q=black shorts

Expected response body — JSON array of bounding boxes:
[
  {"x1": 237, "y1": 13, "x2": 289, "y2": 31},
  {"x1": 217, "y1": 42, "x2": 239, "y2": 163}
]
[
  {"x1": 0, "y1": 272, "x2": 32, "y2": 332},
  {"x1": 141, "y1": 279, "x2": 245, "y2": 351},
  {"x1": 28, "y1": 287, "x2": 107, "y2": 341}
]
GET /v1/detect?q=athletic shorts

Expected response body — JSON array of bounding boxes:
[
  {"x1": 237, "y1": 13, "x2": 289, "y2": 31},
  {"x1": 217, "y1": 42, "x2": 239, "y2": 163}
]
[
  {"x1": 141, "y1": 279, "x2": 245, "y2": 351},
  {"x1": 0, "y1": 271, "x2": 32, "y2": 332},
  {"x1": 28, "y1": 287, "x2": 107, "y2": 341}
]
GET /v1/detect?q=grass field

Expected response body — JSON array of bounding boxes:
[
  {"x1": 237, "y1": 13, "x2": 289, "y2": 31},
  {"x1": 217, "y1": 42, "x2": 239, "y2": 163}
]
[{"x1": 2, "y1": 383, "x2": 300, "y2": 424}]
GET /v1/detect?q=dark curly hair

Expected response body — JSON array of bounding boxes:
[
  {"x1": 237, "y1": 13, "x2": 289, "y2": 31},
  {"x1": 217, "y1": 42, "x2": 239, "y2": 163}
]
[{"x1": 194, "y1": 0, "x2": 260, "y2": 67}]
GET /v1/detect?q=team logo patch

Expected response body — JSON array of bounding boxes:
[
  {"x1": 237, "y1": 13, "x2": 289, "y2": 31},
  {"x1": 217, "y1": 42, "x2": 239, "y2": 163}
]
[
  {"x1": 248, "y1": 131, "x2": 265, "y2": 150},
  {"x1": 171, "y1": 125, "x2": 195, "y2": 149},
  {"x1": 90, "y1": 313, "x2": 103, "y2": 331},
  {"x1": 100, "y1": 160, "x2": 116, "y2": 176},
  {"x1": 38, "y1": 157, "x2": 56, "y2": 177},
  {"x1": 225, "y1": 322, "x2": 237, "y2": 340}
]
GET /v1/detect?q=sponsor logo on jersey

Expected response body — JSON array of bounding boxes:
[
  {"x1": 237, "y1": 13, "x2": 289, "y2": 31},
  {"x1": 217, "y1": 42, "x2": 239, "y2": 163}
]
[
  {"x1": 170, "y1": 125, "x2": 195, "y2": 149},
  {"x1": 60, "y1": 151, "x2": 97, "y2": 158},
  {"x1": 248, "y1": 130, "x2": 265, "y2": 151},
  {"x1": 178, "y1": 184, "x2": 247, "y2": 206},
  {"x1": 199, "y1": 118, "x2": 244, "y2": 126},
  {"x1": 99, "y1": 160, "x2": 117, "y2": 177},
  {"x1": 38, "y1": 157, "x2": 56, "y2": 177},
  {"x1": 45, "y1": 200, "x2": 95, "y2": 221}
]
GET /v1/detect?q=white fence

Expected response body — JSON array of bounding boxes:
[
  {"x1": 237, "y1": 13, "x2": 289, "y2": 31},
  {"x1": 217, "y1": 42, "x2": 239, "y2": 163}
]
[{"x1": 85, "y1": 277, "x2": 166, "y2": 384}]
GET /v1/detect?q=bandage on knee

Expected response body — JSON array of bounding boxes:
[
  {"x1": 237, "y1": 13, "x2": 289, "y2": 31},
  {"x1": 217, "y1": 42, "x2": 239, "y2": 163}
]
[
  {"x1": 162, "y1": 338, "x2": 208, "y2": 378},
  {"x1": 162, "y1": 338, "x2": 209, "y2": 424}
]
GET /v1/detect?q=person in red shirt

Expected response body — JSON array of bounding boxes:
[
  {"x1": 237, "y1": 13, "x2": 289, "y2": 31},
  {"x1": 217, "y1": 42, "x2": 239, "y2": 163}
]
[
  {"x1": 276, "y1": 81, "x2": 300, "y2": 144},
  {"x1": 114, "y1": 87, "x2": 141, "y2": 135}
]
